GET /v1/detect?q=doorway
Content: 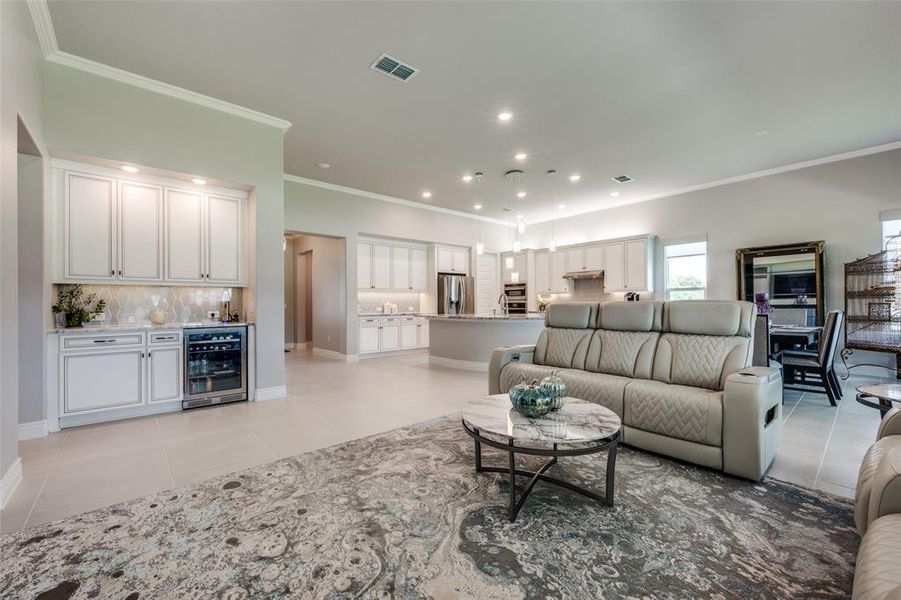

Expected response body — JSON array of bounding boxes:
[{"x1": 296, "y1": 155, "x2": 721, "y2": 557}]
[
  {"x1": 476, "y1": 252, "x2": 500, "y2": 315},
  {"x1": 295, "y1": 251, "x2": 313, "y2": 348}
]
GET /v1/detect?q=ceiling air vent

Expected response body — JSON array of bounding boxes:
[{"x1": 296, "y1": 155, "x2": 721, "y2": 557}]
[
  {"x1": 612, "y1": 175, "x2": 633, "y2": 183},
  {"x1": 370, "y1": 53, "x2": 419, "y2": 82}
]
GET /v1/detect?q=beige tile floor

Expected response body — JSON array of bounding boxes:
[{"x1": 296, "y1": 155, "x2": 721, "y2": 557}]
[{"x1": 0, "y1": 349, "x2": 893, "y2": 533}]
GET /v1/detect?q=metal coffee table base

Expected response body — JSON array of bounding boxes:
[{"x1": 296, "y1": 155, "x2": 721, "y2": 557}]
[{"x1": 462, "y1": 421, "x2": 620, "y2": 522}]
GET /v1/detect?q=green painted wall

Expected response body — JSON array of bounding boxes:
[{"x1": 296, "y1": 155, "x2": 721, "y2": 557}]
[{"x1": 45, "y1": 63, "x2": 287, "y2": 392}]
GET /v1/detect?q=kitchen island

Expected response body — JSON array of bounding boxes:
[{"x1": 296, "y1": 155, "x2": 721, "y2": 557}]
[{"x1": 426, "y1": 314, "x2": 545, "y2": 371}]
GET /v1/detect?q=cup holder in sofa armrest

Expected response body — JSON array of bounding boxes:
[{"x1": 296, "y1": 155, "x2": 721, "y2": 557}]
[
  {"x1": 736, "y1": 367, "x2": 782, "y2": 384},
  {"x1": 764, "y1": 405, "x2": 778, "y2": 427}
]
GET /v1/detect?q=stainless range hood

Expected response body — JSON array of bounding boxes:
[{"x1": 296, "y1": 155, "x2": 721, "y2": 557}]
[{"x1": 563, "y1": 270, "x2": 604, "y2": 280}]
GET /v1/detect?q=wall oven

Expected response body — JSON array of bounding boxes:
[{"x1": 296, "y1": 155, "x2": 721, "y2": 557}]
[{"x1": 183, "y1": 326, "x2": 247, "y2": 409}]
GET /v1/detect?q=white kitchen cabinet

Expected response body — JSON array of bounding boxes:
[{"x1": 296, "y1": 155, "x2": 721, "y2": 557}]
[
  {"x1": 206, "y1": 195, "x2": 242, "y2": 283},
  {"x1": 65, "y1": 172, "x2": 117, "y2": 280},
  {"x1": 410, "y1": 247, "x2": 427, "y2": 291},
  {"x1": 417, "y1": 318, "x2": 429, "y2": 347},
  {"x1": 165, "y1": 189, "x2": 205, "y2": 282},
  {"x1": 148, "y1": 346, "x2": 183, "y2": 403},
  {"x1": 357, "y1": 243, "x2": 373, "y2": 289},
  {"x1": 61, "y1": 348, "x2": 144, "y2": 414},
  {"x1": 584, "y1": 244, "x2": 605, "y2": 271},
  {"x1": 380, "y1": 317, "x2": 400, "y2": 351},
  {"x1": 604, "y1": 242, "x2": 626, "y2": 291},
  {"x1": 550, "y1": 251, "x2": 568, "y2": 293},
  {"x1": 392, "y1": 246, "x2": 411, "y2": 291},
  {"x1": 625, "y1": 239, "x2": 649, "y2": 290},
  {"x1": 566, "y1": 248, "x2": 584, "y2": 273},
  {"x1": 401, "y1": 318, "x2": 419, "y2": 349},
  {"x1": 534, "y1": 252, "x2": 550, "y2": 293},
  {"x1": 359, "y1": 319, "x2": 381, "y2": 354},
  {"x1": 372, "y1": 243, "x2": 392, "y2": 290},
  {"x1": 118, "y1": 181, "x2": 163, "y2": 281},
  {"x1": 58, "y1": 164, "x2": 246, "y2": 286},
  {"x1": 437, "y1": 246, "x2": 469, "y2": 274}
]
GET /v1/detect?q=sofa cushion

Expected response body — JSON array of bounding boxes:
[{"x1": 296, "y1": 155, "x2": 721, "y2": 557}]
[
  {"x1": 544, "y1": 302, "x2": 598, "y2": 329},
  {"x1": 652, "y1": 333, "x2": 752, "y2": 391},
  {"x1": 555, "y1": 369, "x2": 630, "y2": 417},
  {"x1": 624, "y1": 379, "x2": 723, "y2": 446},
  {"x1": 855, "y1": 436, "x2": 901, "y2": 534},
  {"x1": 584, "y1": 330, "x2": 659, "y2": 380},
  {"x1": 598, "y1": 301, "x2": 663, "y2": 332},
  {"x1": 664, "y1": 300, "x2": 755, "y2": 337},
  {"x1": 852, "y1": 514, "x2": 901, "y2": 600},
  {"x1": 534, "y1": 328, "x2": 592, "y2": 369},
  {"x1": 499, "y1": 363, "x2": 559, "y2": 393}
]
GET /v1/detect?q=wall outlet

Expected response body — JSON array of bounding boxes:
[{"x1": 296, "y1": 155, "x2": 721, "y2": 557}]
[{"x1": 208, "y1": 310, "x2": 220, "y2": 320}]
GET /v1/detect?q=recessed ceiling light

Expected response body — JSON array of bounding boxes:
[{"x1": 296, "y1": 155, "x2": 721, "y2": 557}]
[
  {"x1": 754, "y1": 130, "x2": 769, "y2": 137},
  {"x1": 558, "y1": 204, "x2": 566, "y2": 210},
  {"x1": 514, "y1": 152, "x2": 528, "y2": 161},
  {"x1": 462, "y1": 174, "x2": 473, "y2": 182},
  {"x1": 192, "y1": 178, "x2": 206, "y2": 185},
  {"x1": 421, "y1": 191, "x2": 432, "y2": 199},
  {"x1": 517, "y1": 191, "x2": 526, "y2": 198},
  {"x1": 121, "y1": 165, "x2": 139, "y2": 173},
  {"x1": 497, "y1": 111, "x2": 513, "y2": 122},
  {"x1": 610, "y1": 191, "x2": 620, "y2": 197},
  {"x1": 569, "y1": 174, "x2": 581, "y2": 182},
  {"x1": 473, "y1": 203, "x2": 483, "y2": 210},
  {"x1": 316, "y1": 162, "x2": 330, "y2": 169},
  {"x1": 516, "y1": 214, "x2": 524, "y2": 220}
]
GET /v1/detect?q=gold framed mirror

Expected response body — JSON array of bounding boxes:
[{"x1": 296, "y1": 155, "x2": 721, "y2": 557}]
[{"x1": 736, "y1": 241, "x2": 826, "y2": 326}]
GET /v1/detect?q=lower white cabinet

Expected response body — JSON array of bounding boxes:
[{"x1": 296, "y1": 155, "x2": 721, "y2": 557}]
[
  {"x1": 359, "y1": 316, "x2": 430, "y2": 354},
  {"x1": 61, "y1": 349, "x2": 145, "y2": 414},
  {"x1": 58, "y1": 330, "x2": 184, "y2": 420},
  {"x1": 148, "y1": 346, "x2": 183, "y2": 403}
]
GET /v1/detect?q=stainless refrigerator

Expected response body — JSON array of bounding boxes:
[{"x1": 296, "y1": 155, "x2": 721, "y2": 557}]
[{"x1": 437, "y1": 274, "x2": 474, "y2": 315}]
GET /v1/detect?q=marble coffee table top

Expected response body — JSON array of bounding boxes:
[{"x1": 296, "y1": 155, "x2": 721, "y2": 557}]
[
  {"x1": 857, "y1": 384, "x2": 901, "y2": 402},
  {"x1": 462, "y1": 394, "x2": 621, "y2": 444}
]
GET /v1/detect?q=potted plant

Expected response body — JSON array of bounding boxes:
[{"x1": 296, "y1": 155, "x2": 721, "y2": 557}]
[{"x1": 52, "y1": 285, "x2": 107, "y2": 328}]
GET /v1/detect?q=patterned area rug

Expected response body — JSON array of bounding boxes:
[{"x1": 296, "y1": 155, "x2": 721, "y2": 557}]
[{"x1": 1, "y1": 416, "x2": 857, "y2": 599}]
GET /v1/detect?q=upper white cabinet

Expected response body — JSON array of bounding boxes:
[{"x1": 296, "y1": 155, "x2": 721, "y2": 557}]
[
  {"x1": 625, "y1": 238, "x2": 652, "y2": 291},
  {"x1": 56, "y1": 164, "x2": 246, "y2": 286},
  {"x1": 604, "y1": 237, "x2": 654, "y2": 292},
  {"x1": 206, "y1": 195, "x2": 243, "y2": 283},
  {"x1": 165, "y1": 189, "x2": 205, "y2": 282},
  {"x1": 565, "y1": 244, "x2": 604, "y2": 273},
  {"x1": 358, "y1": 239, "x2": 428, "y2": 292},
  {"x1": 118, "y1": 181, "x2": 163, "y2": 281},
  {"x1": 65, "y1": 172, "x2": 117, "y2": 280},
  {"x1": 550, "y1": 250, "x2": 568, "y2": 293},
  {"x1": 534, "y1": 252, "x2": 550, "y2": 292},
  {"x1": 437, "y1": 245, "x2": 469, "y2": 274},
  {"x1": 604, "y1": 242, "x2": 625, "y2": 291}
]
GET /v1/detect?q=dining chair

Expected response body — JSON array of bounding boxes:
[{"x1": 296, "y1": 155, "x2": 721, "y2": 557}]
[{"x1": 776, "y1": 310, "x2": 844, "y2": 406}]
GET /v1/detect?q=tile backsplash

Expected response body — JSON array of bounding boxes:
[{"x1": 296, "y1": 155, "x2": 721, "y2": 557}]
[
  {"x1": 53, "y1": 285, "x2": 243, "y2": 325},
  {"x1": 357, "y1": 291, "x2": 423, "y2": 314}
]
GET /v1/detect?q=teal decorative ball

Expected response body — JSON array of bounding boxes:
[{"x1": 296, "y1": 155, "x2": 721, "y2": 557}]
[
  {"x1": 540, "y1": 375, "x2": 567, "y2": 411},
  {"x1": 508, "y1": 380, "x2": 554, "y2": 418}
]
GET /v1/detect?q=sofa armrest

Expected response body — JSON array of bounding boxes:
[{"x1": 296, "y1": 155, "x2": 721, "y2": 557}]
[
  {"x1": 877, "y1": 408, "x2": 901, "y2": 441},
  {"x1": 488, "y1": 345, "x2": 536, "y2": 395},
  {"x1": 868, "y1": 447, "x2": 901, "y2": 528},
  {"x1": 722, "y1": 367, "x2": 783, "y2": 481}
]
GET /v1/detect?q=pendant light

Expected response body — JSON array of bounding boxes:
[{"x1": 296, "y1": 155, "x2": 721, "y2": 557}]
[
  {"x1": 505, "y1": 169, "x2": 525, "y2": 253},
  {"x1": 548, "y1": 169, "x2": 558, "y2": 252}
]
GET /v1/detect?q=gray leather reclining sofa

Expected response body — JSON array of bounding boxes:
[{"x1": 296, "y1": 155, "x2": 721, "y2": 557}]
[{"x1": 489, "y1": 300, "x2": 783, "y2": 480}]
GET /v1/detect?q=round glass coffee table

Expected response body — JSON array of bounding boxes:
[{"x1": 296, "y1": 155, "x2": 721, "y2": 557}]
[
  {"x1": 462, "y1": 394, "x2": 622, "y2": 522},
  {"x1": 856, "y1": 384, "x2": 901, "y2": 417}
]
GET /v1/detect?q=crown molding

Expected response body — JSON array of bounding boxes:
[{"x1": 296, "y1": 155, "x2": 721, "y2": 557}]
[
  {"x1": 26, "y1": 0, "x2": 291, "y2": 132},
  {"x1": 527, "y1": 140, "x2": 901, "y2": 225},
  {"x1": 283, "y1": 174, "x2": 516, "y2": 227}
]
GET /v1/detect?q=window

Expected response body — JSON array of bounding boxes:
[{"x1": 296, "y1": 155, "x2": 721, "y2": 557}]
[
  {"x1": 664, "y1": 241, "x2": 707, "y2": 300},
  {"x1": 883, "y1": 219, "x2": 901, "y2": 252}
]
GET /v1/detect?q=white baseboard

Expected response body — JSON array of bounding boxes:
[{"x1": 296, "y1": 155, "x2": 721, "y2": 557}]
[
  {"x1": 255, "y1": 385, "x2": 287, "y2": 401},
  {"x1": 19, "y1": 420, "x2": 49, "y2": 440},
  {"x1": 0, "y1": 458, "x2": 23, "y2": 509},
  {"x1": 312, "y1": 347, "x2": 355, "y2": 362},
  {"x1": 428, "y1": 355, "x2": 489, "y2": 372}
]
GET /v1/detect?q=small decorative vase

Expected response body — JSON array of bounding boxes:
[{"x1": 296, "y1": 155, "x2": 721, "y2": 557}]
[
  {"x1": 508, "y1": 380, "x2": 554, "y2": 419},
  {"x1": 149, "y1": 309, "x2": 167, "y2": 325},
  {"x1": 540, "y1": 375, "x2": 567, "y2": 411},
  {"x1": 65, "y1": 312, "x2": 85, "y2": 328}
]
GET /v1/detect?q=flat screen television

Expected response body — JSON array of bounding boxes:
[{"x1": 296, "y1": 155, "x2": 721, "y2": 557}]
[{"x1": 772, "y1": 272, "x2": 816, "y2": 297}]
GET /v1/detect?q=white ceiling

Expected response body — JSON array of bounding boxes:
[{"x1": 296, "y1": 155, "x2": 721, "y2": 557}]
[{"x1": 47, "y1": 1, "x2": 901, "y2": 223}]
